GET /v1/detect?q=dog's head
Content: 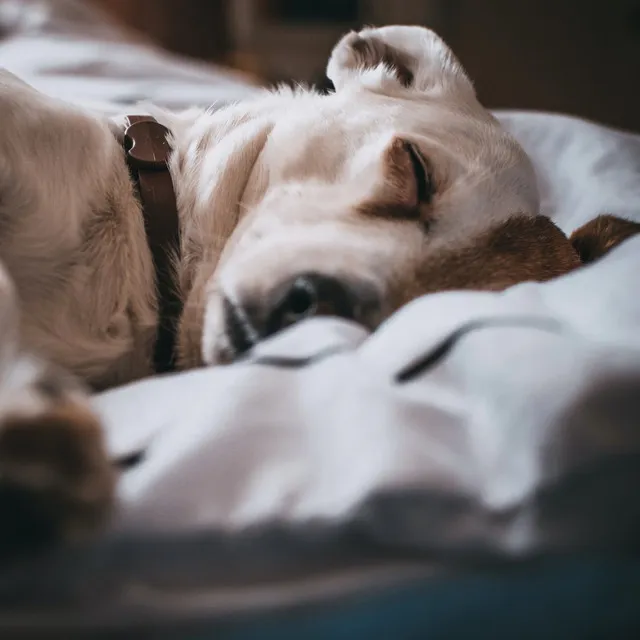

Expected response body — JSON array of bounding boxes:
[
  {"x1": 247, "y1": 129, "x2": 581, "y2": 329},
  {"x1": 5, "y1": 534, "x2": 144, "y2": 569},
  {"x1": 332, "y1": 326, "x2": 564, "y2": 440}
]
[{"x1": 167, "y1": 26, "x2": 581, "y2": 366}]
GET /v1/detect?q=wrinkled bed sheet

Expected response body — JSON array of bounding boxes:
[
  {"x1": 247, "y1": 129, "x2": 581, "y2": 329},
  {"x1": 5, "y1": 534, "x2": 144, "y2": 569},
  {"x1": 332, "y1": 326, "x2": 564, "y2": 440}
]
[{"x1": 0, "y1": 0, "x2": 639, "y2": 615}]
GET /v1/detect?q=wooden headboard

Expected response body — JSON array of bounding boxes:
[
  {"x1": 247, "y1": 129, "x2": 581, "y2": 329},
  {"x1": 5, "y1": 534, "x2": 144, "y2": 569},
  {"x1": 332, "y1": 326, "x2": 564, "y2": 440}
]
[{"x1": 90, "y1": 0, "x2": 230, "y2": 62}]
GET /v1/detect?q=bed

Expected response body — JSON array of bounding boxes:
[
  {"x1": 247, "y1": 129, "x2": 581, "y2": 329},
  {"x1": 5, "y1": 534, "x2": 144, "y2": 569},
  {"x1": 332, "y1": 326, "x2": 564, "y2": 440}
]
[{"x1": 0, "y1": 1, "x2": 639, "y2": 638}]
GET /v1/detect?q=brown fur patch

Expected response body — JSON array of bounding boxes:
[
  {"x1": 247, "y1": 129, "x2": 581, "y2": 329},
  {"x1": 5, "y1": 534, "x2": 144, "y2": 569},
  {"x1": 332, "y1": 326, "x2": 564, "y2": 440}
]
[
  {"x1": 0, "y1": 401, "x2": 114, "y2": 553},
  {"x1": 0, "y1": 404, "x2": 105, "y2": 480},
  {"x1": 569, "y1": 214, "x2": 640, "y2": 264},
  {"x1": 412, "y1": 214, "x2": 581, "y2": 297}
]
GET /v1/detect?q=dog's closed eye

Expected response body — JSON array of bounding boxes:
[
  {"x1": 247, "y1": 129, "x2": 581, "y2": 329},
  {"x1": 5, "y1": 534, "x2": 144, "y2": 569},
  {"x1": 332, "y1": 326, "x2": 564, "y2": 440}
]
[
  {"x1": 405, "y1": 142, "x2": 434, "y2": 206},
  {"x1": 358, "y1": 137, "x2": 436, "y2": 227}
]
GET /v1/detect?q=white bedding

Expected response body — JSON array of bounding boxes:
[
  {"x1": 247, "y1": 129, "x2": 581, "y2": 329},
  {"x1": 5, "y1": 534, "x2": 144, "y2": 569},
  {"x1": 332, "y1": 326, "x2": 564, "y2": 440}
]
[{"x1": 0, "y1": 0, "x2": 639, "y2": 617}]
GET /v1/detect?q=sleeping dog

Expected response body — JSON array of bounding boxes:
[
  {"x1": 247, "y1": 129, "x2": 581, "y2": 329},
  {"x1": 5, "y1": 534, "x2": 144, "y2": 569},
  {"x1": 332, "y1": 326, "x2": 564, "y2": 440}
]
[{"x1": 0, "y1": 26, "x2": 638, "y2": 553}]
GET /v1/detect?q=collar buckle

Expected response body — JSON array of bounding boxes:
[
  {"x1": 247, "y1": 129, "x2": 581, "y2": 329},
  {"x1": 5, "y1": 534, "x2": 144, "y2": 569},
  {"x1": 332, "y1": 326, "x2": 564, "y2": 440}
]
[{"x1": 124, "y1": 120, "x2": 172, "y2": 171}]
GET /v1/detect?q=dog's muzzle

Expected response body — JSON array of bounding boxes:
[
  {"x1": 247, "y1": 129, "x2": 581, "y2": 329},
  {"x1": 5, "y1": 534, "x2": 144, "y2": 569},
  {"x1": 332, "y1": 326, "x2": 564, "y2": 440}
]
[{"x1": 223, "y1": 273, "x2": 381, "y2": 357}]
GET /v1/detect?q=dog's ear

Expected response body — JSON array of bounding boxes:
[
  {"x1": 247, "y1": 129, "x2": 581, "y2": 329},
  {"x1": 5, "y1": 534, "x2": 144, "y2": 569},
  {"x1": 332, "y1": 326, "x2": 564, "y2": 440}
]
[
  {"x1": 326, "y1": 26, "x2": 474, "y2": 97},
  {"x1": 569, "y1": 214, "x2": 640, "y2": 264}
]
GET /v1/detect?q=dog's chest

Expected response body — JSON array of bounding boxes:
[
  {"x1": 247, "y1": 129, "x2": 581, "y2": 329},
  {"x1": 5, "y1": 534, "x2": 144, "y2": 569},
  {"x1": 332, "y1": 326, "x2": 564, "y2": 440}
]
[{"x1": 0, "y1": 131, "x2": 159, "y2": 386}]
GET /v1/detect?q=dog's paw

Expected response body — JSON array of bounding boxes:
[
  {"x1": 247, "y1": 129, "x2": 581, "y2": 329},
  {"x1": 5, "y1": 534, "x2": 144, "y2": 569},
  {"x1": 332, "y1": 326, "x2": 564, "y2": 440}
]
[{"x1": 0, "y1": 364, "x2": 114, "y2": 559}]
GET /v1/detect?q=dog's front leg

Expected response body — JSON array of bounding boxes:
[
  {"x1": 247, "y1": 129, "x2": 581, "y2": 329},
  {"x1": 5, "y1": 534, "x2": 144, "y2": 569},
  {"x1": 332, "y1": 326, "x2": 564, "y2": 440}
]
[{"x1": 0, "y1": 262, "x2": 114, "y2": 559}]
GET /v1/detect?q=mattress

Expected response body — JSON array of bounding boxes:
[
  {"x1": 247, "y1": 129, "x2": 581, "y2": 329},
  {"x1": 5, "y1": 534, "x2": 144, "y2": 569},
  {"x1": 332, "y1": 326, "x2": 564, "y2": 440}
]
[{"x1": 0, "y1": 1, "x2": 639, "y2": 636}]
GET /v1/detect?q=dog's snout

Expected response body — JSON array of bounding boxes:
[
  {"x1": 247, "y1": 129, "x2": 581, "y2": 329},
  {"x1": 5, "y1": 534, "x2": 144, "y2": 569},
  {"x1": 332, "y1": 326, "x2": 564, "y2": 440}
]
[{"x1": 223, "y1": 273, "x2": 379, "y2": 357}]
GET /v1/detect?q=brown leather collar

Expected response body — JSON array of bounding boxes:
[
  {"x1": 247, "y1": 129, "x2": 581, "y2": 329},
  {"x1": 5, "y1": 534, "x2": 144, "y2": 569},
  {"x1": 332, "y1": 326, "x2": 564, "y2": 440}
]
[{"x1": 123, "y1": 115, "x2": 182, "y2": 373}]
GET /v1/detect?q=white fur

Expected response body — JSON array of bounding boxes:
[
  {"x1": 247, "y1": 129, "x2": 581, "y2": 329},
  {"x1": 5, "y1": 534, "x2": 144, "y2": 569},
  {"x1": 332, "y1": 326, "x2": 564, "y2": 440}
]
[{"x1": 0, "y1": 25, "x2": 539, "y2": 382}]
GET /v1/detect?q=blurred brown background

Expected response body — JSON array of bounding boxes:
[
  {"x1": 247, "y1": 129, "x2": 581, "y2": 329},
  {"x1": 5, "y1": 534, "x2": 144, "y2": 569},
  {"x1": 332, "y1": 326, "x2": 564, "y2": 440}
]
[{"x1": 92, "y1": 0, "x2": 640, "y2": 131}]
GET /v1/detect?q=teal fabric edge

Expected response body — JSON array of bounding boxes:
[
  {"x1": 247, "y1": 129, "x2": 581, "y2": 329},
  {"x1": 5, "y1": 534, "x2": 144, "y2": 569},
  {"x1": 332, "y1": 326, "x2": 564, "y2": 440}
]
[{"x1": 183, "y1": 556, "x2": 640, "y2": 640}]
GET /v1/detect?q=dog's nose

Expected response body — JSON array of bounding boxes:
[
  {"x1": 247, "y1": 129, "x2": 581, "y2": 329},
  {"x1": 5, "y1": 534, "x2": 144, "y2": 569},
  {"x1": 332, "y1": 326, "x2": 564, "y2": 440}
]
[
  {"x1": 224, "y1": 273, "x2": 377, "y2": 356},
  {"x1": 265, "y1": 273, "x2": 357, "y2": 334}
]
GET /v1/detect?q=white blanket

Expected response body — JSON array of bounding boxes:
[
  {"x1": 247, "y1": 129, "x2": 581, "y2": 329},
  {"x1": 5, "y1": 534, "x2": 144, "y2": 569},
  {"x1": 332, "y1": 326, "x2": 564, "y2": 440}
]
[{"x1": 1, "y1": 0, "x2": 639, "y2": 609}]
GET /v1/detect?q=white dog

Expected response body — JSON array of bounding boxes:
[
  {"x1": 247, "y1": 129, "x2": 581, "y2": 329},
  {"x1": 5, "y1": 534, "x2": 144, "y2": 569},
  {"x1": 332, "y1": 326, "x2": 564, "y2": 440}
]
[{"x1": 0, "y1": 26, "x2": 635, "y2": 554}]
